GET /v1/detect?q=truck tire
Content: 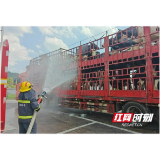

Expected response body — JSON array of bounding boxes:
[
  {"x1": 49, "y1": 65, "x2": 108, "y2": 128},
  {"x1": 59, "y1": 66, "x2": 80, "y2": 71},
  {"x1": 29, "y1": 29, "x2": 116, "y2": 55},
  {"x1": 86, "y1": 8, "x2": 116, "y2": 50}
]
[
  {"x1": 155, "y1": 108, "x2": 159, "y2": 124},
  {"x1": 122, "y1": 101, "x2": 150, "y2": 127}
]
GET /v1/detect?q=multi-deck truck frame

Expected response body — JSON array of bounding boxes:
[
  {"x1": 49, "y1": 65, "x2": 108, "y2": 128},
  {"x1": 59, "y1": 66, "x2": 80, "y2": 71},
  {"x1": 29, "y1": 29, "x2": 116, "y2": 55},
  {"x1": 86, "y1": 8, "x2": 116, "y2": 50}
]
[{"x1": 15, "y1": 26, "x2": 159, "y2": 123}]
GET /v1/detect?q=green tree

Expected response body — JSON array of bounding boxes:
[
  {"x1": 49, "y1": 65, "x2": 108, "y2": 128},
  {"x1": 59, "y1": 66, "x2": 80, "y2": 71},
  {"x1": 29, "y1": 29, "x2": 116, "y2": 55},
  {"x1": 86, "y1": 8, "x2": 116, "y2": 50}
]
[
  {"x1": 7, "y1": 77, "x2": 16, "y2": 88},
  {"x1": 7, "y1": 71, "x2": 19, "y2": 79}
]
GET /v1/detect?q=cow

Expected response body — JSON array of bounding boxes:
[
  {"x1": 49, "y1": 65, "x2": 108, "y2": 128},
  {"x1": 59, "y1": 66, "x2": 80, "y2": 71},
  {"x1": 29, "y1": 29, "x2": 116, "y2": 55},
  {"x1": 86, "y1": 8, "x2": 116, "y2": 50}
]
[
  {"x1": 132, "y1": 67, "x2": 146, "y2": 90},
  {"x1": 109, "y1": 28, "x2": 138, "y2": 48},
  {"x1": 153, "y1": 65, "x2": 159, "y2": 90},
  {"x1": 128, "y1": 63, "x2": 159, "y2": 90},
  {"x1": 133, "y1": 65, "x2": 159, "y2": 90},
  {"x1": 107, "y1": 26, "x2": 159, "y2": 56},
  {"x1": 107, "y1": 27, "x2": 147, "y2": 56},
  {"x1": 109, "y1": 63, "x2": 132, "y2": 90},
  {"x1": 82, "y1": 42, "x2": 103, "y2": 60}
]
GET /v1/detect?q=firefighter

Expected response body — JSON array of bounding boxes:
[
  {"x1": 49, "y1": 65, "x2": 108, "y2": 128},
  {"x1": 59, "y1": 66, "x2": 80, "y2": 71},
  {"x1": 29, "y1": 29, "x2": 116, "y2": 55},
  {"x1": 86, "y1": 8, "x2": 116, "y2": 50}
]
[{"x1": 18, "y1": 81, "x2": 41, "y2": 134}]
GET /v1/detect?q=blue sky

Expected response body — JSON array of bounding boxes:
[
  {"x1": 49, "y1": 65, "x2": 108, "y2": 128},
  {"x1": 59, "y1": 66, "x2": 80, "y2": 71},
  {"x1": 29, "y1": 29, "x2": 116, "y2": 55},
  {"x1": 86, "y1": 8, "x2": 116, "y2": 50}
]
[{"x1": 1, "y1": 26, "x2": 129, "y2": 73}]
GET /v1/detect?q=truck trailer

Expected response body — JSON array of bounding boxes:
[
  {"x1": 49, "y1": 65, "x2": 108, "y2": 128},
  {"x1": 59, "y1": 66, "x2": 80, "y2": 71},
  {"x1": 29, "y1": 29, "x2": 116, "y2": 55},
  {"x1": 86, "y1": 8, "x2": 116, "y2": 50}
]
[{"x1": 15, "y1": 26, "x2": 159, "y2": 124}]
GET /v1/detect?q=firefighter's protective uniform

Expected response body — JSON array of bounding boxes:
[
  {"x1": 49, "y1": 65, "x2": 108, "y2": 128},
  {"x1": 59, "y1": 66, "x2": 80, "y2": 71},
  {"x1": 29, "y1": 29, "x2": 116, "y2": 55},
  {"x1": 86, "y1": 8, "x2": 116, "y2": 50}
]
[{"x1": 18, "y1": 81, "x2": 40, "y2": 133}]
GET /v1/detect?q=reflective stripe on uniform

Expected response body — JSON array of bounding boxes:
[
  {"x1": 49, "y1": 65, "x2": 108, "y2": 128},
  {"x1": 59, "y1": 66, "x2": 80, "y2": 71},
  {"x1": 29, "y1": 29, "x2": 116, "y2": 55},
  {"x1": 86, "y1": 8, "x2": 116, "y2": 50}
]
[
  {"x1": 35, "y1": 105, "x2": 41, "y2": 110},
  {"x1": 18, "y1": 100, "x2": 30, "y2": 103},
  {"x1": 19, "y1": 116, "x2": 33, "y2": 119}
]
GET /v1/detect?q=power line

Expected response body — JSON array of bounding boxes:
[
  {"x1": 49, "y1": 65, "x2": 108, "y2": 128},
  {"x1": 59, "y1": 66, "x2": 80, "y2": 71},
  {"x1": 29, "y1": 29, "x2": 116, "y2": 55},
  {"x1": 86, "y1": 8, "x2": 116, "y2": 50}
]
[
  {"x1": 9, "y1": 25, "x2": 119, "y2": 52},
  {"x1": 68, "y1": 26, "x2": 119, "y2": 47}
]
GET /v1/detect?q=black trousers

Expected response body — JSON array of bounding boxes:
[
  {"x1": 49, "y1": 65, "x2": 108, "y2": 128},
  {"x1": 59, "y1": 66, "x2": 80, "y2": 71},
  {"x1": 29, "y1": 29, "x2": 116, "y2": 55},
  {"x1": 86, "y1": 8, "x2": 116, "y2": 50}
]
[{"x1": 18, "y1": 122, "x2": 37, "y2": 135}]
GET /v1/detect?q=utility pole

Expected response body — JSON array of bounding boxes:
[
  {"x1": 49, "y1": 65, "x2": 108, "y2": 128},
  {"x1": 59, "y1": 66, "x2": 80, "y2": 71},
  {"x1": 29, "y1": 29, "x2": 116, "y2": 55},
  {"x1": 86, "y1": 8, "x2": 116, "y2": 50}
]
[{"x1": 0, "y1": 26, "x2": 4, "y2": 77}]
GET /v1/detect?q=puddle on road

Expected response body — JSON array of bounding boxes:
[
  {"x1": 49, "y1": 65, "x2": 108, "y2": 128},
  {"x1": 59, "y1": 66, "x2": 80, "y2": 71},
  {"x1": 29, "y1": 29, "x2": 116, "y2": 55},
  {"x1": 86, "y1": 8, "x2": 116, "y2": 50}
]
[
  {"x1": 69, "y1": 113, "x2": 87, "y2": 118},
  {"x1": 80, "y1": 114, "x2": 87, "y2": 118},
  {"x1": 69, "y1": 113, "x2": 76, "y2": 116}
]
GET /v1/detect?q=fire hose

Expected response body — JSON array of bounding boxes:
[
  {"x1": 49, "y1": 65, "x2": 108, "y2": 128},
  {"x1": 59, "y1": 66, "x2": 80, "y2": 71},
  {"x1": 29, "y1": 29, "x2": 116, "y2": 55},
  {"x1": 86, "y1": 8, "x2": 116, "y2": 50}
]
[{"x1": 26, "y1": 91, "x2": 47, "y2": 134}]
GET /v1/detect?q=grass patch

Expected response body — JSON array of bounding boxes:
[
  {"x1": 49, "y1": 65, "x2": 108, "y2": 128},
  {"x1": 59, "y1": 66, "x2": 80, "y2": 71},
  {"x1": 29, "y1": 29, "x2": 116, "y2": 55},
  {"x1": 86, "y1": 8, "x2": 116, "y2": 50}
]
[{"x1": 7, "y1": 94, "x2": 16, "y2": 100}]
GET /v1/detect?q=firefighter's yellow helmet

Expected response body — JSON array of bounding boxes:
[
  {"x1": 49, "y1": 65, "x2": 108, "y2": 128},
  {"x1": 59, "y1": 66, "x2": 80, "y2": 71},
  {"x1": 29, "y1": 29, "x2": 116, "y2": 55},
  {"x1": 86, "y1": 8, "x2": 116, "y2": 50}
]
[{"x1": 19, "y1": 81, "x2": 32, "y2": 92}]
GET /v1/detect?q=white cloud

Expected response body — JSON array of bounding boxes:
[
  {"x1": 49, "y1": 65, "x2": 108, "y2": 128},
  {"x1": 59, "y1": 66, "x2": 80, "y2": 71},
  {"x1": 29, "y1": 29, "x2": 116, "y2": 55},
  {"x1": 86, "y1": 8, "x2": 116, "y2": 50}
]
[
  {"x1": 2, "y1": 27, "x2": 33, "y2": 67},
  {"x1": 39, "y1": 50, "x2": 43, "y2": 54},
  {"x1": 44, "y1": 37, "x2": 68, "y2": 51},
  {"x1": 39, "y1": 27, "x2": 58, "y2": 35},
  {"x1": 8, "y1": 67, "x2": 24, "y2": 74},
  {"x1": 4, "y1": 26, "x2": 33, "y2": 37},
  {"x1": 36, "y1": 45, "x2": 41, "y2": 49},
  {"x1": 81, "y1": 26, "x2": 92, "y2": 37},
  {"x1": 81, "y1": 26, "x2": 118, "y2": 37},
  {"x1": 38, "y1": 26, "x2": 77, "y2": 39},
  {"x1": 28, "y1": 49, "x2": 35, "y2": 54}
]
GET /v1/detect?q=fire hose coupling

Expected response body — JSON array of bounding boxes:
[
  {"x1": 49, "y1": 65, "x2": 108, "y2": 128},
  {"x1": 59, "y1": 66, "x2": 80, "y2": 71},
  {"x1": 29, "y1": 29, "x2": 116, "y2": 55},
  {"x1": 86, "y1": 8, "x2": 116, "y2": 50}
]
[{"x1": 37, "y1": 91, "x2": 47, "y2": 104}]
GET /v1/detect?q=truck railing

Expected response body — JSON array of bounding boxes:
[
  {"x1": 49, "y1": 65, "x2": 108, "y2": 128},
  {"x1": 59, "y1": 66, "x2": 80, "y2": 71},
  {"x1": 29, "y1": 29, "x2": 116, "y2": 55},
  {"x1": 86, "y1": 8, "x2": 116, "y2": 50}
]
[
  {"x1": 81, "y1": 71, "x2": 105, "y2": 79},
  {"x1": 81, "y1": 80, "x2": 104, "y2": 90},
  {"x1": 81, "y1": 37, "x2": 104, "y2": 55},
  {"x1": 108, "y1": 26, "x2": 143, "y2": 46},
  {"x1": 109, "y1": 41, "x2": 146, "y2": 56},
  {"x1": 110, "y1": 77, "x2": 147, "y2": 90},
  {"x1": 29, "y1": 26, "x2": 159, "y2": 65},
  {"x1": 30, "y1": 48, "x2": 66, "y2": 64},
  {"x1": 21, "y1": 26, "x2": 159, "y2": 105},
  {"x1": 81, "y1": 53, "x2": 105, "y2": 62},
  {"x1": 109, "y1": 65, "x2": 146, "y2": 77},
  {"x1": 150, "y1": 26, "x2": 159, "y2": 37},
  {"x1": 57, "y1": 27, "x2": 149, "y2": 95}
]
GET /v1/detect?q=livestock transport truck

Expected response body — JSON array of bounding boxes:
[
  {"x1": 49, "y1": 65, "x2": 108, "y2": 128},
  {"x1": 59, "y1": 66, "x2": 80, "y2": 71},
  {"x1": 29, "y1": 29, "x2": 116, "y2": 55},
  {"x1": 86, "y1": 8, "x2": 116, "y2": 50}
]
[{"x1": 15, "y1": 26, "x2": 160, "y2": 124}]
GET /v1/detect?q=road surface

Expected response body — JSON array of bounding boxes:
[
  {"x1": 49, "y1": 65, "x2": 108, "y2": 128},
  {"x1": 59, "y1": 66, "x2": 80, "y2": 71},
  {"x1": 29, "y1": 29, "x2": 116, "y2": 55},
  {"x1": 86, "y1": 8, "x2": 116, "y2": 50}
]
[{"x1": 2, "y1": 100, "x2": 159, "y2": 134}]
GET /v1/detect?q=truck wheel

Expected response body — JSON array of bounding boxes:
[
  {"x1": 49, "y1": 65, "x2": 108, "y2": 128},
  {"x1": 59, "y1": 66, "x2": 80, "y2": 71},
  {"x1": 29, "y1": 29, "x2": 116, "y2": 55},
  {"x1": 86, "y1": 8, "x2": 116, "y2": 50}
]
[
  {"x1": 155, "y1": 108, "x2": 159, "y2": 124},
  {"x1": 122, "y1": 101, "x2": 150, "y2": 127}
]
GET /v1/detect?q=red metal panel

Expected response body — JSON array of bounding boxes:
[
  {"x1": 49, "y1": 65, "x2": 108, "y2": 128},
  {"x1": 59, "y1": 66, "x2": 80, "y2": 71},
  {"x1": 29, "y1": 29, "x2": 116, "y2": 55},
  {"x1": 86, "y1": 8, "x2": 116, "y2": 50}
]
[
  {"x1": 152, "y1": 91, "x2": 159, "y2": 99},
  {"x1": 87, "y1": 58, "x2": 91, "y2": 66},
  {"x1": 151, "y1": 45, "x2": 159, "y2": 53},
  {"x1": 144, "y1": 27, "x2": 152, "y2": 103},
  {"x1": 1, "y1": 47, "x2": 6, "y2": 78},
  {"x1": 1, "y1": 85, "x2": 6, "y2": 132},
  {"x1": 97, "y1": 57, "x2": 100, "y2": 64},
  {"x1": 117, "y1": 53, "x2": 122, "y2": 60},
  {"x1": 104, "y1": 36, "x2": 109, "y2": 95},
  {"x1": 94, "y1": 58, "x2": 97, "y2": 64},
  {"x1": 77, "y1": 45, "x2": 82, "y2": 99},
  {"x1": 83, "y1": 61, "x2": 87, "y2": 67},
  {"x1": 1, "y1": 40, "x2": 9, "y2": 132},
  {"x1": 107, "y1": 104, "x2": 115, "y2": 113},
  {"x1": 109, "y1": 90, "x2": 147, "y2": 98},
  {"x1": 122, "y1": 51, "x2": 128, "y2": 60}
]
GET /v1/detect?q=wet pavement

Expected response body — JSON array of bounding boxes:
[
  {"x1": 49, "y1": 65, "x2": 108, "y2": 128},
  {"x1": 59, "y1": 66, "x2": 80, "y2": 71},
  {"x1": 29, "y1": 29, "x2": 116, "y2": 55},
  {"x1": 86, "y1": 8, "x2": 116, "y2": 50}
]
[{"x1": 2, "y1": 100, "x2": 159, "y2": 134}]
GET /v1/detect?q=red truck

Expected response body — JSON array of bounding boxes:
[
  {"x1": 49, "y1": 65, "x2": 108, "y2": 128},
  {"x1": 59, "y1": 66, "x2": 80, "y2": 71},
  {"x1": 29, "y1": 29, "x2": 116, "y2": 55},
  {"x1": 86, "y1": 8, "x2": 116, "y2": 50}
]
[
  {"x1": 15, "y1": 26, "x2": 159, "y2": 123},
  {"x1": 0, "y1": 38, "x2": 9, "y2": 133}
]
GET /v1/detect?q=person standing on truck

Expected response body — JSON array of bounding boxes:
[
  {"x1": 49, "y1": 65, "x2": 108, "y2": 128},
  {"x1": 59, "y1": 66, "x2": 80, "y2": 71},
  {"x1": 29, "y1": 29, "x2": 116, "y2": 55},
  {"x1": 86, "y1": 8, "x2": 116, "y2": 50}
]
[{"x1": 18, "y1": 81, "x2": 41, "y2": 134}]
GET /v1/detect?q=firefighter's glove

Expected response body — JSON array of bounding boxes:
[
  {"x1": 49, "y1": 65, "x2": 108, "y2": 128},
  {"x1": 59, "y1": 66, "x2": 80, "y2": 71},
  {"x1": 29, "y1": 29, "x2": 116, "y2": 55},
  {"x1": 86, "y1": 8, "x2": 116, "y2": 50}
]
[
  {"x1": 36, "y1": 106, "x2": 41, "y2": 112},
  {"x1": 39, "y1": 98, "x2": 42, "y2": 104},
  {"x1": 37, "y1": 97, "x2": 42, "y2": 104},
  {"x1": 36, "y1": 95, "x2": 40, "y2": 101}
]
